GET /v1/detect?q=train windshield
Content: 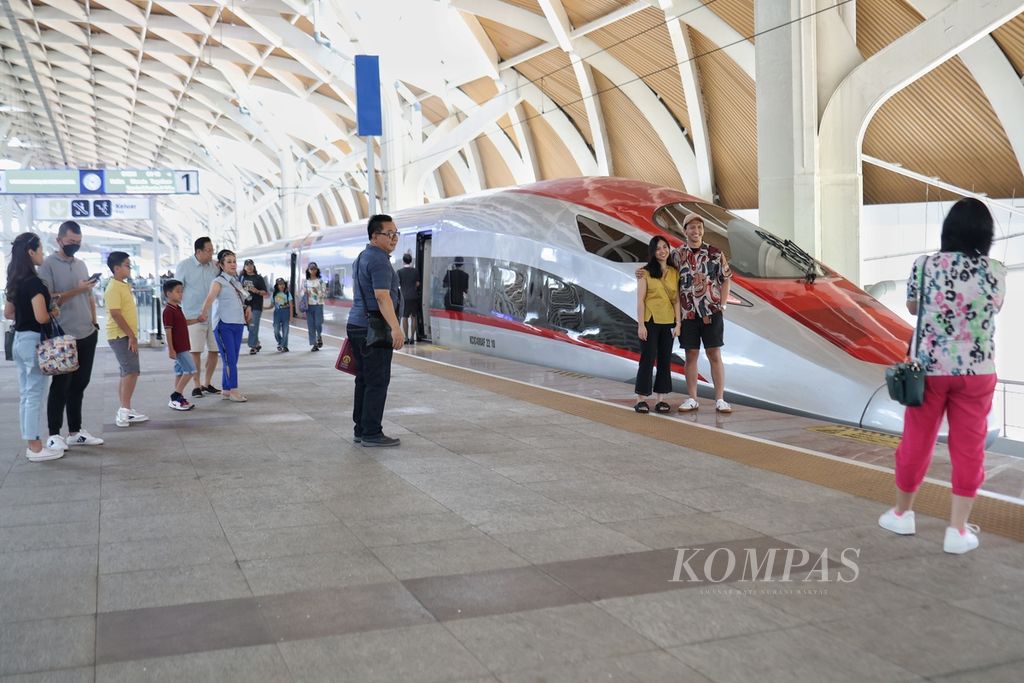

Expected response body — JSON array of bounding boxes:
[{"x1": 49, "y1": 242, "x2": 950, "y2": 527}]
[{"x1": 653, "y1": 203, "x2": 828, "y2": 280}]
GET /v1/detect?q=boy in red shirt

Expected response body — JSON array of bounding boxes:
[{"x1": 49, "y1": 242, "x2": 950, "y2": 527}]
[{"x1": 162, "y1": 279, "x2": 197, "y2": 411}]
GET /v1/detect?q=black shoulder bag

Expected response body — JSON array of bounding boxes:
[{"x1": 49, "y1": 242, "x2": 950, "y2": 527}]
[
  {"x1": 885, "y1": 264, "x2": 927, "y2": 407},
  {"x1": 354, "y1": 253, "x2": 393, "y2": 349}
]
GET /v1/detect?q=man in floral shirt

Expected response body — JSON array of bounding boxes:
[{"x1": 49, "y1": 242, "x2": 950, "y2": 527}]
[{"x1": 671, "y1": 213, "x2": 732, "y2": 413}]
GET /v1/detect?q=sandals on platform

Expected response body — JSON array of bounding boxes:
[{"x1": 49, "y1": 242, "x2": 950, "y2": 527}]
[{"x1": 634, "y1": 401, "x2": 650, "y2": 414}]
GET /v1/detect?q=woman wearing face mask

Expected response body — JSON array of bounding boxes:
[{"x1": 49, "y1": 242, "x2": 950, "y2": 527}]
[
  {"x1": 4, "y1": 232, "x2": 63, "y2": 461},
  {"x1": 302, "y1": 262, "x2": 326, "y2": 352},
  {"x1": 199, "y1": 250, "x2": 251, "y2": 402}
]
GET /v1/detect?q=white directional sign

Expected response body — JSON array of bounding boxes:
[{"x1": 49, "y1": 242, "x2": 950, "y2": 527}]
[
  {"x1": 1, "y1": 169, "x2": 200, "y2": 195},
  {"x1": 33, "y1": 196, "x2": 151, "y2": 220}
]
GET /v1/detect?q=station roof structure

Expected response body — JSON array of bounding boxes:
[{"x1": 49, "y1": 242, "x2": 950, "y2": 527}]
[{"x1": 1, "y1": 0, "x2": 1023, "y2": 250}]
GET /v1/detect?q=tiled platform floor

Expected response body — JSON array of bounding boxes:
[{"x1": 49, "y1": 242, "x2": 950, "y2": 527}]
[{"x1": 2, "y1": 336, "x2": 1023, "y2": 682}]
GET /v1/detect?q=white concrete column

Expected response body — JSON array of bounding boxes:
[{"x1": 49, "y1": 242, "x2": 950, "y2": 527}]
[
  {"x1": 280, "y1": 154, "x2": 298, "y2": 238},
  {"x1": 754, "y1": 0, "x2": 820, "y2": 251}
]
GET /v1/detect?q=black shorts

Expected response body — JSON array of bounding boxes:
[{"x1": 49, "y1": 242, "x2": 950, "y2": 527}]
[{"x1": 680, "y1": 312, "x2": 724, "y2": 350}]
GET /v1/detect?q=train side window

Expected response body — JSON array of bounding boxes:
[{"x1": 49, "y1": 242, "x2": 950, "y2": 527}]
[
  {"x1": 576, "y1": 215, "x2": 649, "y2": 263},
  {"x1": 541, "y1": 275, "x2": 584, "y2": 331},
  {"x1": 492, "y1": 263, "x2": 527, "y2": 322}
]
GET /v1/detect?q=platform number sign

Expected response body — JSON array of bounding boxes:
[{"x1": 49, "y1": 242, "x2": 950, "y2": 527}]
[
  {"x1": 71, "y1": 200, "x2": 90, "y2": 217},
  {"x1": 174, "y1": 171, "x2": 199, "y2": 195}
]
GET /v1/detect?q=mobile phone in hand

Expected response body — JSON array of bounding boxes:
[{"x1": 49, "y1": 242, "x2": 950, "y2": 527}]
[{"x1": 88, "y1": 273, "x2": 102, "y2": 282}]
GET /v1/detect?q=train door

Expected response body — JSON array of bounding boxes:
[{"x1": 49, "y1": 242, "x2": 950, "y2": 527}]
[{"x1": 416, "y1": 231, "x2": 432, "y2": 342}]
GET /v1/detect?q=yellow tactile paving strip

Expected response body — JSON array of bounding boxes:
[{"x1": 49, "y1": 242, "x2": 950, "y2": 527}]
[
  {"x1": 807, "y1": 425, "x2": 903, "y2": 448},
  {"x1": 396, "y1": 353, "x2": 1024, "y2": 542}
]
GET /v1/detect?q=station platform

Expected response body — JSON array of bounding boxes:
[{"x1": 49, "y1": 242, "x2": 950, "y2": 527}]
[{"x1": 2, "y1": 327, "x2": 1024, "y2": 681}]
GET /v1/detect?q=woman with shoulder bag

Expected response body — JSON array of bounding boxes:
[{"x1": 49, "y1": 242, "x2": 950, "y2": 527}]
[
  {"x1": 878, "y1": 198, "x2": 1007, "y2": 554},
  {"x1": 199, "y1": 250, "x2": 251, "y2": 402},
  {"x1": 634, "y1": 236, "x2": 681, "y2": 414},
  {"x1": 4, "y1": 233, "x2": 63, "y2": 461}
]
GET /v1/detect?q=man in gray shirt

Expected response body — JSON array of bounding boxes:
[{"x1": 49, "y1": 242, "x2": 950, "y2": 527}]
[
  {"x1": 38, "y1": 221, "x2": 104, "y2": 450},
  {"x1": 175, "y1": 236, "x2": 219, "y2": 398}
]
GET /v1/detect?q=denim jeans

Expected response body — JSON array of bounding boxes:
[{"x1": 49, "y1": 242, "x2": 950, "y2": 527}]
[
  {"x1": 247, "y1": 308, "x2": 262, "y2": 348},
  {"x1": 306, "y1": 304, "x2": 323, "y2": 345},
  {"x1": 273, "y1": 308, "x2": 290, "y2": 347},
  {"x1": 14, "y1": 330, "x2": 47, "y2": 440},
  {"x1": 214, "y1": 322, "x2": 244, "y2": 391},
  {"x1": 346, "y1": 324, "x2": 393, "y2": 440}
]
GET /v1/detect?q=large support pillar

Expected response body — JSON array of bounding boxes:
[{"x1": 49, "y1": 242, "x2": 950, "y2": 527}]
[
  {"x1": 754, "y1": 0, "x2": 820, "y2": 251},
  {"x1": 279, "y1": 154, "x2": 299, "y2": 238}
]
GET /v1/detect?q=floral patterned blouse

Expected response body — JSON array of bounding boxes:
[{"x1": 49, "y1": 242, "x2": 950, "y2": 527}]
[
  {"x1": 304, "y1": 278, "x2": 327, "y2": 306},
  {"x1": 670, "y1": 244, "x2": 732, "y2": 319},
  {"x1": 907, "y1": 252, "x2": 1006, "y2": 376}
]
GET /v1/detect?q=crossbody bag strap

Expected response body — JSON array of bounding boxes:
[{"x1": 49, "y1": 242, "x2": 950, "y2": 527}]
[{"x1": 909, "y1": 260, "x2": 927, "y2": 360}]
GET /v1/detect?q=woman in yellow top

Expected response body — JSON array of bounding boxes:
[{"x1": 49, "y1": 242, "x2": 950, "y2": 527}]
[{"x1": 635, "y1": 235, "x2": 681, "y2": 413}]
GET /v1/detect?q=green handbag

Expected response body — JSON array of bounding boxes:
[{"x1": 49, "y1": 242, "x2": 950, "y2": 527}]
[{"x1": 885, "y1": 265, "x2": 926, "y2": 407}]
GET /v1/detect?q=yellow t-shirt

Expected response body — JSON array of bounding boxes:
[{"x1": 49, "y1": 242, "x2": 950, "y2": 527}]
[
  {"x1": 642, "y1": 267, "x2": 679, "y2": 324},
  {"x1": 105, "y1": 278, "x2": 138, "y2": 340}
]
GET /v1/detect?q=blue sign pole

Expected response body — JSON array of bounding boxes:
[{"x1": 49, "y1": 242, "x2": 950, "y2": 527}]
[{"x1": 355, "y1": 55, "x2": 382, "y2": 214}]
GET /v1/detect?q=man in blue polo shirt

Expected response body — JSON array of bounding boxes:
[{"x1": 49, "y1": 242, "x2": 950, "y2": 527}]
[{"x1": 347, "y1": 214, "x2": 403, "y2": 447}]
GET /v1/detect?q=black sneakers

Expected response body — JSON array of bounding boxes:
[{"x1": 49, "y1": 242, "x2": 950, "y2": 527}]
[
  {"x1": 204, "y1": 385, "x2": 221, "y2": 394},
  {"x1": 361, "y1": 435, "x2": 400, "y2": 448},
  {"x1": 191, "y1": 387, "x2": 204, "y2": 399}
]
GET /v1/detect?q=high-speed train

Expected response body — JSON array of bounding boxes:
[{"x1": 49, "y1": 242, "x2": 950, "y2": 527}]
[{"x1": 245, "y1": 176, "x2": 943, "y2": 436}]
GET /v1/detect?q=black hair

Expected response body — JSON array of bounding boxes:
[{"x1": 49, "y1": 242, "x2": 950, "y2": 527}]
[
  {"x1": 57, "y1": 220, "x2": 82, "y2": 238},
  {"x1": 941, "y1": 198, "x2": 994, "y2": 256},
  {"x1": 194, "y1": 236, "x2": 212, "y2": 254},
  {"x1": 216, "y1": 249, "x2": 235, "y2": 272},
  {"x1": 5, "y1": 232, "x2": 42, "y2": 299},
  {"x1": 162, "y1": 278, "x2": 183, "y2": 296},
  {"x1": 305, "y1": 262, "x2": 320, "y2": 279},
  {"x1": 402, "y1": 253, "x2": 412, "y2": 265},
  {"x1": 367, "y1": 214, "x2": 394, "y2": 240},
  {"x1": 642, "y1": 235, "x2": 671, "y2": 279},
  {"x1": 243, "y1": 260, "x2": 258, "y2": 274},
  {"x1": 275, "y1": 278, "x2": 289, "y2": 292},
  {"x1": 107, "y1": 251, "x2": 130, "y2": 272}
]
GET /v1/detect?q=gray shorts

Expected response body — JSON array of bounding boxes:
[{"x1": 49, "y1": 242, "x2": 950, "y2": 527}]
[{"x1": 109, "y1": 336, "x2": 141, "y2": 377}]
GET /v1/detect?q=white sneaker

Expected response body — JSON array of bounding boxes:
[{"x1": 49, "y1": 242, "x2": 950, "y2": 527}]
[
  {"x1": 126, "y1": 410, "x2": 149, "y2": 423},
  {"x1": 878, "y1": 508, "x2": 916, "y2": 535},
  {"x1": 46, "y1": 435, "x2": 68, "y2": 451},
  {"x1": 715, "y1": 399, "x2": 732, "y2": 413},
  {"x1": 943, "y1": 524, "x2": 980, "y2": 554},
  {"x1": 26, "y1": 446, "x2": 63, "y2": 462},
  {"x1": 678, "y1": 398, "x2": 699, "y2": 412},
  {"x1": 115, "y1": 408, "x2": 130, "y2": 428},
  {"x1": 67, "y1": 430, "x2": 104, "y2": 446}
]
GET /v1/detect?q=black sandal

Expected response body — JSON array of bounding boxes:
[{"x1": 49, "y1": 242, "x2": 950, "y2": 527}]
[
  {"x1": 654, "y1": 401, "x2": 671, "y2": 413},
  {"x1": 634, "y1": 401, "x2": 650, "y2": 414}
]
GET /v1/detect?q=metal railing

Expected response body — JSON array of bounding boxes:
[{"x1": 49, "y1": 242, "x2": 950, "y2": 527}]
[{"x1": 996, "y1": 379, "x2": 1024, "y2": 441}]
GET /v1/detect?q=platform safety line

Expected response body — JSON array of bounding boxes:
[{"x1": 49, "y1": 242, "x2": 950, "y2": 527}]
[{"x1": 385, "y1": 350, "x2": 1024, "y2": 542}]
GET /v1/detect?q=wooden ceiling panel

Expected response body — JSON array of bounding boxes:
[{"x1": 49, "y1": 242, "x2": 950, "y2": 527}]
[
  {"x1": 563, "y1": 0, "x2": 627, "y2": 27},
  {"x1": 689, "y1": 28, "x2": 757, "y2": 208},
  {"x1": 705, "y1": 0, "x2": 754, "y2": 42},
  {"x1": 501, "y1": 0, "x2": 543, "y2": 15},
  {"x1": 438, "y1": 161, "x2": 465, "y2": 198},
  {"x1": 593, "y1": 70, "x2": 683, "y2": 191},
  {"x1": 475, "y1": 134, "x2": 517, "y2": 189},
  {"x1": 863, "y1": 60, "x2": 1024, "y2": 203},
  {"x1": 476, "y1": 17, "x2": 546, "y2": 61},
  {"x1": 992, "y1": 13, "x2": 1024, "y2": 77},
  {"x1": 858, "y1": 0, "x2": 1024, "y2": 202},
  {"x1": 515, "y1": 49, "x2": 592, "y2": 146},
  {"x1": 588, "y1": 7, "x2": 690, "y2": 134},
  {"x1": 521, "y1": 101, "x2": 582, "y2": 179},
  {"x1": 420, "y1": 96, "x2": 449, "y2": 125}
]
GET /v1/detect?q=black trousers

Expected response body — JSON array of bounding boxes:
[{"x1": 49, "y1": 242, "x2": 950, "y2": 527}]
[
  {"x1": 635, "y1": 321, "x2": 675, "y2": 396},
  {"x1": 47, "y1": 329, "x2": 98, "y2": 435},
  {"x1": 346, "y1": 324, "x2": 394, "y2": 439}
]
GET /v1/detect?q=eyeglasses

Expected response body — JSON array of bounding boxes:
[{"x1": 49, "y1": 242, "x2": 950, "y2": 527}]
[{"x1": 376, "y1": 231, "x2": 399, "y2": 239}]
